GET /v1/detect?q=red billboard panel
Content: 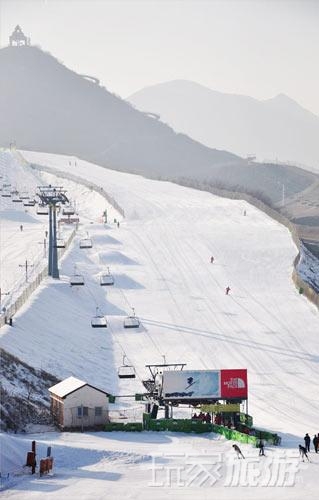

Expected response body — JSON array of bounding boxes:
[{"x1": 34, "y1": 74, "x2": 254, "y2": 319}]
[{"x1": 220, "y1": 369, "x2": 248, "y2": 399}]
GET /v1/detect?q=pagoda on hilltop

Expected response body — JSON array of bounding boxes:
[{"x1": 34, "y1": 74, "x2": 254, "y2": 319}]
[{"x1": 9, "y1": 25, "x2": 30, "y2": 46}]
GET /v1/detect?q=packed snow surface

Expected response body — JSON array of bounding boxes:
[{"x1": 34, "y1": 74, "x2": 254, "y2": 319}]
[{"x1": 0, "y1": 150, "x2": 318, "y2": 498}]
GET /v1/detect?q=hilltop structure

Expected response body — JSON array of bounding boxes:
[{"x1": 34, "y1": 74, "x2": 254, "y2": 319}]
[{"x1": 9, "y1": 25, "x2": 30, "y2": 47}]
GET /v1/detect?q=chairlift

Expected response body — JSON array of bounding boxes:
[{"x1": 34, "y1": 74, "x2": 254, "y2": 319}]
[
  {"x1": 79, "y1": 232, "x2": 93, "y2": 249},
  {"x1": 70, "y1": 266, "x2": 85, "y2": 286},
  {"x1": 19, "y1": 193, "x2": 30, "y2": 200},
  {"x1": 1, "y1": 191, "x2": 11, "y2": 198},
  {"x1": 62, "y1": 205, "x2": 75, "y2": 216},
  {"x1": 24, "y1": 199, "x2": 36, "y2": 207},
  {"x1": 91, "y1": 307, "x2": 107, "y2": 328},
  {"x1": 56, "y1": 238, "x2": 66, "y2": 248},
  {"x1": 37, "y1": 204, "x2": 49, "y2": 215},
  {"x1": 118, "y1": 355, "x2": 136, "y2": 379},
  {"x1": 100, "y1": 267, "x2": 114, "y2": 286},
  {"x1": 123, "y1": 307, "x2": 140, "y2": 329},
  {"x1": 12, "y1": 195, "x2": 22, "y2": 202}
]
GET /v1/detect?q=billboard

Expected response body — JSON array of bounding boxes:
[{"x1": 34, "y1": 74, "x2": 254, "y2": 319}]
[
  {"x1": 220, "y1": 369, "x2": 247, "y2": 399},
  {"x1": 162, "y1": 369, "x2": 247, "y2": 400},
  {"x1": 162, "y1": 370, "x2": 220, "y2": 400}
]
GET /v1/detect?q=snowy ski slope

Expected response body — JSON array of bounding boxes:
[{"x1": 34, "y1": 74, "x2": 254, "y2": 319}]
[{"x1": 0, "y1": 150, "x2": 318, "y2": 499}]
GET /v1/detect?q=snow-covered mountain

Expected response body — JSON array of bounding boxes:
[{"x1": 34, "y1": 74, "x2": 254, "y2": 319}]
[
  {"x1": 1, "y1": 149, "x2": 319, "y2": 497},
  {"x1": 128, "y1": 80, "x2": 319, "y2": 172}
]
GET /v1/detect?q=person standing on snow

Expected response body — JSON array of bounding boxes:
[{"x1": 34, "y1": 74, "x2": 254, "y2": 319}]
[
  {"x1": 258, "y1": 440, "x2": 265, "y2": 456},
  {"x1": 304, "y1": 433, "x2": 311, "y2": 452},
  {"x1": 313, "y1": 435, "x2": 318, "y2": 453},
  {"x1": 225, "y1": 286, "x2": 231, "y2": 295},
  {"x1": 210, "y1": 256, "x2": 214, "y2": 263}
]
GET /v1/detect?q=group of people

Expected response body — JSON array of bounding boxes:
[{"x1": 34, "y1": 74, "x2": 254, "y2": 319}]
[
  {"x1": 232, "y1": 440, "x2": 265, "y2": 459},
  {"x1": 192, "y1": 412, "x2": 211, "y2": 423},
  {"x1": 210, "y1": 256, "x2": 231, "y2": 295},
  {"x1": 296, "y1": 433, "x2": 319, "y2": 462},
  {"x1": 299, "y1": 433, "x2": 319, "y2": 461}
]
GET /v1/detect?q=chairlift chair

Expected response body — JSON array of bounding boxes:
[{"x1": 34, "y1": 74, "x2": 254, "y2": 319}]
[
  {"x1": 100, "y1": 267, "x2": 114, "y2": 286},
  {"x1": 1, "y1": 191, "x2": 11, "y2": 197},
  {"x1": 123, "y1": 307, "x2": 140, "y2": 329},
  {"x1": 37, "y1": 204, "x2": 49, "y2": 215},
  {"x1": 91, "y1": 307, "x2": 107, "y2": 328},
  {"x1": 56, "y1": 238, "x2": 66, "y2": 248},
  {"x1": 12, "y1": 195, "x2": 22, "y2": 202},
  {"x1": 70, "y1": 267, "x2": 85, "y2": 286},
  {"x1": 24, "y1": 199, "x2": 36, "y2": 207},
  {"x1": 62, "y1": 205, "x2": 75, "y2": 216},
  {"x1": 79, "y1": 233, "x2": 93, "y2": 249},
  {"x1": 118, "y1": 355, "x2": 136, "y2": 379}
]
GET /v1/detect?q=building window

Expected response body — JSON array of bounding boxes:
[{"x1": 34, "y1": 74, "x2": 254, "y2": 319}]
[
  {"x1": 95, "y1": 406, "x2": 102, "y2": 417},
  {"x1": 77, "y1": 406, "x2": 89, "y2": 417}
]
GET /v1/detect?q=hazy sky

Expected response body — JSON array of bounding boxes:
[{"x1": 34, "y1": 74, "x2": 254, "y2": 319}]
[{"x1": 0, "y1": 0, "x2": 318, "y2": 115}]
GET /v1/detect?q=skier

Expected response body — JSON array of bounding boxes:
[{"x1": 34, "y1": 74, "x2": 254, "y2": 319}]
[
  {"x1": 20, "y1": 224, "x2": 23, "y2": 231},
  {"x1": 258, "y1": 440, "x2": 265, "y2": 456},
  {"x1": 225, "y1": 286, "x2": 231, "y2": 295},
  {"x1": 232, "y1": 444, "x2": 245, "y2": 459},
  {"x1": 299, "y1": 444, "x2": 309, "y2": 462},
  {"x1": 117, "y1": 221, "x2": 120, "y2": 228},
  {"x1": 210, "y1": 256, "x2": 214, "y2": 264},
  {"x1": 313, "y1": 434, "x2": 318, "y2": 453},
  {"x1": 304, "y1": 433, "x2": 311, "y2": 452}
]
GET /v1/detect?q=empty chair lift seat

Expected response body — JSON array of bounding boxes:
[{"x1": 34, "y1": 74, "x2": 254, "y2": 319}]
[
  {"x1": 118, "y1": 365, "x2": 136, "y2": 379},
  {"x1": 124, "y1": 309, "x2": 140, "y2": 329},
  {"x1": 63, "y1": 206, "x2": 75, "y2": 216},
  {"x1": 37, "y1": 205, "x2": 49, "y2": 215},
  {"x1": 56, "y1": 238, "x2": 66, "y2": 248},
  {"x1": 79, "y1": 238, "x2": 93, "y2": 249},
  {"x1": 70, "y1": 273, "x2": 85, "y2": 286},
  {"x1": 118, "y1": 355, "x2": 136, "y2": 379},
  {"x1": 91, "y1": 308, "x2": 107, "y2": 328},
  {"x1": 24, "y1": 199, "x2": 36, "y2": 207},
  {"x1": 100, "y1": 268, "x2": 114, "y2": 286}
]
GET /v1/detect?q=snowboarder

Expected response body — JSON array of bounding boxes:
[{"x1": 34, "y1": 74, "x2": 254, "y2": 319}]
[
  {"x1": 313, "y1": 435, "x2": 318, "y2": 453},
  {"x1": 304, "y1": 433, "x2": 311, "y2": 452},
  {"x1": 258, "y1": 440, "x2": 265, "y2": 456},
  {"x1": 299, "y1": 445, "x2": 309, "y2": 462},
  {"x1": 233, "y1": 444, "x2": 245, "y2": 459},
  {"x1": 225, "y1": 286, "x2": 231, "y2": 295},
  {"x1": 210, "y1": 256, "x2": 214, "y2": 264}
]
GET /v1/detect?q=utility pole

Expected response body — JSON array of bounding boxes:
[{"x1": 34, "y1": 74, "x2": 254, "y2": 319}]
[
  {"x1": 19, "y1": 260, "x2": 34, "y2": 282},
  {"x1": 0, "y1": 287, "x2": 10, "y2": 310},
  {"x1": 282, "y1": 184, "x2": 285, "y2": 207}
]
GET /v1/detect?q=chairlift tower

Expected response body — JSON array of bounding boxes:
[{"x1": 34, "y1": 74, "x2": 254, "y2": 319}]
[{"x1": 37, "y1": 185, "x2": 68, "y2": 279}]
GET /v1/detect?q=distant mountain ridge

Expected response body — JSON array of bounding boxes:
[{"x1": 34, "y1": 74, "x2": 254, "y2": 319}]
[
  {"x1": 0, "y1": 46, "x2": 242, "y2": 179},
  {"x1": 128, "y1": 80, "x2": 319, "y2": 171},
  {"x1": 1, "y1": 44, "x2": 319, "y2": 240}
]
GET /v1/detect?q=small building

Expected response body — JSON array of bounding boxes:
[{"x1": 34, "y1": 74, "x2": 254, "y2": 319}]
[{"x1": 49, "y1": 376, "x2": 110, "y2": 430}]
